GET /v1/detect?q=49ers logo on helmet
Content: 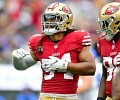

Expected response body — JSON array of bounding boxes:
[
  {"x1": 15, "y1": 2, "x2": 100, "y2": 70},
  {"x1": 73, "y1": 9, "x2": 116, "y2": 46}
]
[
  {"x1": 62, "y1": 6, "x2": 72, "y2": 14},
  {"x1": 105, "y1": 6, "x2": 119, "y2": 15}
]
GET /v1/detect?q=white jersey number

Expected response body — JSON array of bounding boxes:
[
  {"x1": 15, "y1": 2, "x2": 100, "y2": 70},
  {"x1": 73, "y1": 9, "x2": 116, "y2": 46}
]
[
  {"x1": 103, "y1": 56, "x2": 120, "y2": 81},
  {"x1": 42, "y1": 53, "x2": 73, "y2": 80}
]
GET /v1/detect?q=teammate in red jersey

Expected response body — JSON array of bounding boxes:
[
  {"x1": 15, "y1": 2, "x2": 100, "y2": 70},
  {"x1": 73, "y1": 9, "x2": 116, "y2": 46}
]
[
  {"x1": 96, "y1": 2, "x2": 120, "y2": 100},
  {"x1": 12, "y1": 2, "x2": 96, "y2": 100}
]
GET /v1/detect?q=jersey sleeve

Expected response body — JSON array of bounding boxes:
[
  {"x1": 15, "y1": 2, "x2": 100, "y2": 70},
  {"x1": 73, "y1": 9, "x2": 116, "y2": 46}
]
[
  {"x1": 97, "y1": 34, "x2": 105, "y2": 55},
  {"x1": 77, "y1": 30, "x2": 91, "y2": 46},
  {"x1": 97, "y1": 33, "x2": 106, "y2": 55},
  {"x1": 28, "y1": 34, "x2": 42, "y2": 52}
]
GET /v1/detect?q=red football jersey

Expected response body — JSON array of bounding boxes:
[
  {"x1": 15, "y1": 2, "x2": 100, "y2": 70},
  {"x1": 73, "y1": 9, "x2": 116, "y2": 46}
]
[
  {"x1": 97, "y1": 35, "x2": 120, "y2": 97},
  {"x1": 28, "y1": 30, "x2": 91, "y2": 94}
]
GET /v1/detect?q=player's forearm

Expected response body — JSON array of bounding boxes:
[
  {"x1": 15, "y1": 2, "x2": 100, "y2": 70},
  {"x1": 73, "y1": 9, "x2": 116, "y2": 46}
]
[
  {"x1": 67, "y1": 62, "x2": 96, "y2": 75},
  {"x1": 98, "y1": 75, "x2": 107, "y2": 99},
  {"x1": 12, "y1": 54, "x2": 37, "y2": 70}
]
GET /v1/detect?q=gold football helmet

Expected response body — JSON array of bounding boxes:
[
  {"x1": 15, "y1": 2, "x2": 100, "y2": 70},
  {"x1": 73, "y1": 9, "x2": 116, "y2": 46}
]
[
  {"x1": 97, "y1": 2, "x2": 120, "y2": 41},
  {"x1": 41, "y1": 2, "x2": 73, "y2": 35}
]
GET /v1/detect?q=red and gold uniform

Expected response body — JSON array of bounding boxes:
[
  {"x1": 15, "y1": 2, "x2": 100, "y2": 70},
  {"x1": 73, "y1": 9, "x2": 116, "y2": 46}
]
[
  {"x1": 97, "y1": 35, "x2": 120, "y2": 97},
  {"x1": 28, "y1": 30, "x2": 91, "y2": 99}
]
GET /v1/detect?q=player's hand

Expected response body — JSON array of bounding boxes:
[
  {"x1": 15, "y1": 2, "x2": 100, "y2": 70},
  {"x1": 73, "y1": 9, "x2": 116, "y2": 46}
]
[
  {"x1": 42, "y1": 58, "x2": 52, "y2": 71},
  {"x1": 42, "y1": 56, "x2": 68, "y2": 71},
  {"x1": 12, "y1": 48, "x2": 29, "y2": 60},
  {"x1": 114, "y1": 54, "x2": 120, "y2": 67}
]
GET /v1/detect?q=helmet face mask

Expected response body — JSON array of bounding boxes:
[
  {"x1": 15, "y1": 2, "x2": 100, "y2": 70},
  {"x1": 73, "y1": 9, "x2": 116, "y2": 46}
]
[
  {"x1": 42, "y1": 13, "x2": 68, "y2": 35},
  {"x1": 97, "y1": 2, "x2": 120, "y2": 41},
  {"x1": 41, "y1": 2, "x2": 73, "y2": 35},
  {"x1": 97, "y1": 17, "x2": 114, "y2": 41}
]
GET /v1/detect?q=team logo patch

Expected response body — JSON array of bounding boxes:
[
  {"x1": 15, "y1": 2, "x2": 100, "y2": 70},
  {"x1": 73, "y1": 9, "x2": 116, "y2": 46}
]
[
  {"x1": 105, "y1": 6, "x2": 119, "y2": 15},
  {"x1": 54, "y1": 44, "x2": 58, "y2": 49},
  {"x1": 62, "y1": 6, "x2": 72, "y2": 14}
]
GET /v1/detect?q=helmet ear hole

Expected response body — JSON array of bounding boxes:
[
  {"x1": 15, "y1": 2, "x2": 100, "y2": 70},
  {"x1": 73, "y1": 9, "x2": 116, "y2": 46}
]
[{"x1": 67, "y1": 22, "x2": 70, "y2": 24}]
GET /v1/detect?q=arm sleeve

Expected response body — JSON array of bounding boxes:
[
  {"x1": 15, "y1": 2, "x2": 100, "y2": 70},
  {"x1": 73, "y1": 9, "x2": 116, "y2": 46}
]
[{"x1": 28, "y1": 34, "x2": 43, "y2": 60}]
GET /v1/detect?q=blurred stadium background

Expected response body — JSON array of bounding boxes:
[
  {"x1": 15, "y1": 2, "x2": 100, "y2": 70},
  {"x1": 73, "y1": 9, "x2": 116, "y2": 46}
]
[{"x1": 0, "y1": 0, "x2": 119, "y2": 100}]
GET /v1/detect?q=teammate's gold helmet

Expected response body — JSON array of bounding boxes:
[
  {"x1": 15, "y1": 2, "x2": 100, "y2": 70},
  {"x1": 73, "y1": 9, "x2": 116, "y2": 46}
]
[
  {"x1": 41, "y1": 2, "x2": 73, "y2": 35},
  {"x1": 97, "y1": 2, "x2": 120, "y2": 41}
]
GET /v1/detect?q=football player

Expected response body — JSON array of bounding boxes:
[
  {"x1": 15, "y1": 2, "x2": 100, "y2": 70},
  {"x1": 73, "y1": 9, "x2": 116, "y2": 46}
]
[
  {"x1": 12, "y1": 2, "x2": 96, "y2": 100},
  {"x1": 96, "y1": 2, "x2": 120, "y2": 100}
]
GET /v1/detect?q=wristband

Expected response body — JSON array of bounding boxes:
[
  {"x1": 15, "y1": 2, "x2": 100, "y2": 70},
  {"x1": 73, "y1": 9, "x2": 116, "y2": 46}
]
[{"x1": 97, "y1": 97, "x2": 105, "y2": 100}]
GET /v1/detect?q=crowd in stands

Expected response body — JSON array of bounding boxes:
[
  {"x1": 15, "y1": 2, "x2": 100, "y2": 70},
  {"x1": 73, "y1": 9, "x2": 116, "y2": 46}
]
[{"x1": 0, "y1": 0, "x2": 114, "y2": 64}]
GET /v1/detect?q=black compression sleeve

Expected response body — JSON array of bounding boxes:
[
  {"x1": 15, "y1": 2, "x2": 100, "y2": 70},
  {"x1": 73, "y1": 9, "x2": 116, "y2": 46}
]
[{"x1": 97, "y1": 97, "x2": 105, "y2": 100}]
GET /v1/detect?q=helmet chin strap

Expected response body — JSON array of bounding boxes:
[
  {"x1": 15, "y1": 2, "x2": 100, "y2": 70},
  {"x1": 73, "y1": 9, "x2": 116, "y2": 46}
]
[{"x1": 105, "y1": 35, "x2": 113, "y2": 41}]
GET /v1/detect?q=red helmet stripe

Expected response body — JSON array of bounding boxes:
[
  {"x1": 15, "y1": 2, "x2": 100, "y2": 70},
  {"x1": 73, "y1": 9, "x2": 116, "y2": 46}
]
[{"x1": 47, "y1": 2, "x2": 59, "y2": 11}]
